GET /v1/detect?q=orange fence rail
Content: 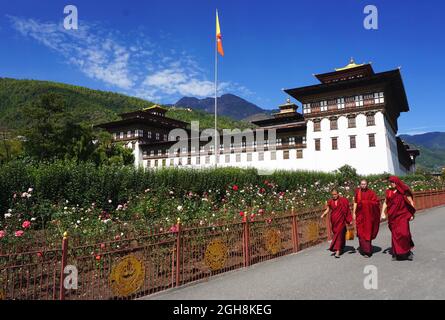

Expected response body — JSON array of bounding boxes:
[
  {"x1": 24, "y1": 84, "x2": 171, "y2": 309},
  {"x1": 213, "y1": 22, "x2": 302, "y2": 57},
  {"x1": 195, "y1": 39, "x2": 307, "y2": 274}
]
[{"x1": 1, "y1": 190, "x2": 445, "y2": 300}]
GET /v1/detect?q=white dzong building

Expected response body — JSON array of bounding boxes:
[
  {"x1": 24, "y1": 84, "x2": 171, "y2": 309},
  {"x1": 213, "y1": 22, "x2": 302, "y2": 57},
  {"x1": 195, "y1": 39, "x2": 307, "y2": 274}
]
[{"x1": 98, "y1": 60, "x2": 419, "y2": 175}]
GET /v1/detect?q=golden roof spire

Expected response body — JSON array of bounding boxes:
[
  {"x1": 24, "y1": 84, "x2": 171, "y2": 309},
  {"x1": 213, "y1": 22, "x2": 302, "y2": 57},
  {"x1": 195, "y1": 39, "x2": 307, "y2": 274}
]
[{"x1": 335, "y1": 57, "x2": 365, "y2": 71}]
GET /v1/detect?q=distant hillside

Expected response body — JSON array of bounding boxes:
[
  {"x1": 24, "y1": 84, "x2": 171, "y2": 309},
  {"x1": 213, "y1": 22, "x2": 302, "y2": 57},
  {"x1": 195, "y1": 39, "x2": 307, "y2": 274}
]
[
  {"x1": 0, "y1": 78, "x2": 252, "y2": 131},
  {"x1": 175, "y1": 94, "x2": 269, "y2": 121},
  {"x1": 399, "y1": 132, "x2": 445, "y2": 150},
  {"x1": 399, "y1": 132, "x2": 445, "y2": 171}
]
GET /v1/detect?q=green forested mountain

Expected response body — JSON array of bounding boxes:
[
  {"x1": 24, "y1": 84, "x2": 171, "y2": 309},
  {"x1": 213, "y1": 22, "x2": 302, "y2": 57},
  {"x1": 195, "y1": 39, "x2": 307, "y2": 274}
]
[
  {"x1": 400, "y1": 132, "x2": 445, "y2": 171},
  {"x1": 0, "y1": 77, "x2": 253, "y2": 131}
]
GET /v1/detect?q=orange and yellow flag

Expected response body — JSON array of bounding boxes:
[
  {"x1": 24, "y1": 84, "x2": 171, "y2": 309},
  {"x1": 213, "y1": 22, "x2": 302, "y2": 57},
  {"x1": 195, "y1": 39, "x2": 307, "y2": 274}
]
[{"x1": 216, "y1": 10, "x2": 224, "y2": 56}]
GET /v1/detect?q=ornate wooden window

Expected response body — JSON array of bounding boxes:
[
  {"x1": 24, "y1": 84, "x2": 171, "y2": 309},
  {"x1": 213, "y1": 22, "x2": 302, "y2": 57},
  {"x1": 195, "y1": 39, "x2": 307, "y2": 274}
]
[
  {"x1": 331, "y1": 137, "x2": 338, "y2": 150},
  {"x1": 366, "y1": 113, "x2": 376, "y2": 126},
  {"x1": 288, "y1": 137, "x2": 296, "y2": 145},
  {"x1": 283, "y1": 150, "x2": 289, "y2": 160},
  {"x1": 320, "y1": 100, "x2": 328, "y2": 112},
  {"x1": 337, "y1": 98, "x2": 345, "y2": 109},
  {"x1": 236, "y1": 154, "x2": 241, "y2": 162},
  {"x1": 374, "y1": 92, "x2": 384, "y2": 104},
  {"x1": 258, "y1": 152, "x2": 264, "y2": 161},
  {"x1": 311, "y1": 101, "x2": 321, "y2": 113},
  {"x1": 225, "y1": 154, "x2": 230, "y2": 163},
  {"x1": 330, "y1": 118, "x2": 338, "y2": 130},
  {"x1": 271, "y1": 151, "x2": 277, "y2": 160},
  {"x1": 328, "y1": 99, "x2": 337, "y2": 111},
  {"x1": 350, "y1": 135, "x2": 356, "y2": 149},
  {"x1": 364, "y1": 93, "x2": 374, "y2": 106},
  {"x1": 345, "y1": 96, "x2": 355, "y2": 108},
  {"x1": 355, "y1": 95, "x2": 364, "y2": 107},
  {"x1": 315, "y1": 139, "x2": 321, "y2": 151},
  {"x1": 348, "y1": 116, "x2": 356, "y2": 128},
  {"x1": 368, "y1": 134, "x2": 376, "y2": 147},
  {"x1": 147, "y1": 131, "x2": 152, "y2": 139},
  {"x1": 247, "y1": 153, "x2": 253, "y2": 161},
  {"x1": 296, "y1": 150, "x2": 303, "y2": 159},
  {"x1": 314, "y1": 120, "x2": 321, "y2": 132}
]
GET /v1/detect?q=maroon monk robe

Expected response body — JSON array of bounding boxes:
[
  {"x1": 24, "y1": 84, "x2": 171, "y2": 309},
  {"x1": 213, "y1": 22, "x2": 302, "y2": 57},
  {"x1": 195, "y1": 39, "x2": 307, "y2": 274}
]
[
  {"x1": 327, "y1": 197, "x2": 352, "y2": 252},
  {"x1": 386, "y1": 176, "x2": 416, "y2": 256},
  {"x1": 355, "y1": 188, "x2": 381, "y2": 255}
]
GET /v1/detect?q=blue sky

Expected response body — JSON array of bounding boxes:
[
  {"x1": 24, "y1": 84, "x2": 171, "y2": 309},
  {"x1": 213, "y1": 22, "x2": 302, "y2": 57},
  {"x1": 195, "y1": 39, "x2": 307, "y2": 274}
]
[{"x1": 0, "y1": 0, "x2": 444, "y2": 134}]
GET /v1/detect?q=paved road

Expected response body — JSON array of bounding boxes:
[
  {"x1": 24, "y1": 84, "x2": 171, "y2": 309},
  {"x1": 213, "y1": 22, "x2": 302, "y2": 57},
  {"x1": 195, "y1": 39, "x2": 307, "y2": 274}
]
[{"x1": 143, "y1": 206, "x2": 445, "y2": 300}]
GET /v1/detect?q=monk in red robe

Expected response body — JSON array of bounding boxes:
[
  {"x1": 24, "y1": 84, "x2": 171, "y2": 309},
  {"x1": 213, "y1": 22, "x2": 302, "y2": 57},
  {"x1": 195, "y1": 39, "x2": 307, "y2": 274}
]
[
  {"x1": 321, "y1": 189, "x2": 352, "y2": 258},
  {"x1": 381, "y1": 176, "x2": 416, "y2": 261},
  {"x1": 353, "y1": 180, "x2": 381, "y2": 257}
]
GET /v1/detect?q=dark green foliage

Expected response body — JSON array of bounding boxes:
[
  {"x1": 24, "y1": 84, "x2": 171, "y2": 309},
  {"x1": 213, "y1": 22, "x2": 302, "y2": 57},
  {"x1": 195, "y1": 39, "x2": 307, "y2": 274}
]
[{"x1": 1, "y1": 160, "x2": 442, "y2": 221}]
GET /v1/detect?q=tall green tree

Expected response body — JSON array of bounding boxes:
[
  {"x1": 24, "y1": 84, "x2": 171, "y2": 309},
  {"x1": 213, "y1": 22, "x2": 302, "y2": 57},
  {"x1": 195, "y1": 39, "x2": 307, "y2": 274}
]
[{"x1": 21, "y1": 93, "x2": 134, "y2": 165}]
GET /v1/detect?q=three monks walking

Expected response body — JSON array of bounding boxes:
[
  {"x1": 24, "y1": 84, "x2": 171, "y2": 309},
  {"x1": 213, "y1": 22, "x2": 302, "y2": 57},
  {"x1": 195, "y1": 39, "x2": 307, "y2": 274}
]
[{"x1": 321, "y1": 176, "x2": 416, "y2": 261}]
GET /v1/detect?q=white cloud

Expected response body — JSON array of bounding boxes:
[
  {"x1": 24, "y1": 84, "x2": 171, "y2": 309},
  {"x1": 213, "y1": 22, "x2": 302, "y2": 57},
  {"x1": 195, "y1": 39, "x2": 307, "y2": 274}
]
[
  {"x1": 8, "y1": 16, "x2": 135, "y2": 89},
  {"x1": 8, "y1": 15, "x2": 254, "y2": 103}
]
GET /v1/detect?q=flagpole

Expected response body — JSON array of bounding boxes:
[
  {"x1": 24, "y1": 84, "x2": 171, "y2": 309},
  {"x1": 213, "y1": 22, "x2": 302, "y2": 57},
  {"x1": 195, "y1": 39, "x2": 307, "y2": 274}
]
[{"x1": 214, "y1": 10, "x2": 218, "y2": 168}]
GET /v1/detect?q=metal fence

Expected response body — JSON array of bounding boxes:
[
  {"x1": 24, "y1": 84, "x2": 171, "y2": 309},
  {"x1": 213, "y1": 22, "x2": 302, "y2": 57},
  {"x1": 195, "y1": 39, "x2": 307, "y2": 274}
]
[{"x1": 1, "y1": 189, "x2": 445, "y2": 300}]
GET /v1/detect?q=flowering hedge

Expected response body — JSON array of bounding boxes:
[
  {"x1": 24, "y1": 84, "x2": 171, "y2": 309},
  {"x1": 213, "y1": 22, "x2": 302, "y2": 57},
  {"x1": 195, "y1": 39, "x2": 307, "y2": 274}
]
[{"x1": 0, "y1": 160, "x2": 443, "y2": 247}]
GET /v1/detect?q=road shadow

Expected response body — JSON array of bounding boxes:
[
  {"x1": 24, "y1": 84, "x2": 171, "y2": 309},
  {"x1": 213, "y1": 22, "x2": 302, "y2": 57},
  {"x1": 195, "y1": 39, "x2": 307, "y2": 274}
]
[
  {"x1": 344, "y1": 245, "x2": 357, "y2": 254},
  {"x1": 382, "y1": 247, "x2": 393, "y2": 255},
  {"x1": 372, "y1": 246, "x2": 382, "y2": 254},
  {"x1": 354, "y1": 245, "x2": 382, "y2": 255}
]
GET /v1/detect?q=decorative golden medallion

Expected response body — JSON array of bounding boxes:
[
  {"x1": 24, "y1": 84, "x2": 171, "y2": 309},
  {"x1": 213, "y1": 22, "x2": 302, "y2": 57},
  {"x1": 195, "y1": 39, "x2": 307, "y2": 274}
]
[
  {"x1": 265, "y1": 228, "x2": 281, "y2": 254},
  {"x1": 307, "y1": 222, "x2": 319, "y2": 242},
  {"x1": 204, "y1": 239, "x2": 228, "y2": 271},
  {"x1": 109, "y1": 255, "x2": 145, "y2": 297}
]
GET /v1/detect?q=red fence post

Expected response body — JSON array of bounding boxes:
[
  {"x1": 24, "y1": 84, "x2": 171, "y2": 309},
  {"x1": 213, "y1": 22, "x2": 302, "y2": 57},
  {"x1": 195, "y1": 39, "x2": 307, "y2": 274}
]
[
  {"x1": 242, "y1": 216, "x2": 250, "y2": 267},
  {"x1": 59, "y1": 231, "x2": 68, "y2": 300},
  {"x1": 417, "y1": 192, "x2": 423, "y2": 210},
  {"x1": 175, "y1": 218, "x2": 182, "y2": 287},
  {"x1": 291, "y1": 207, "x2": 299, "y2": 253},
  {"x1": 429, "y1": 192, "x2": 433, "y2": 209}
]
